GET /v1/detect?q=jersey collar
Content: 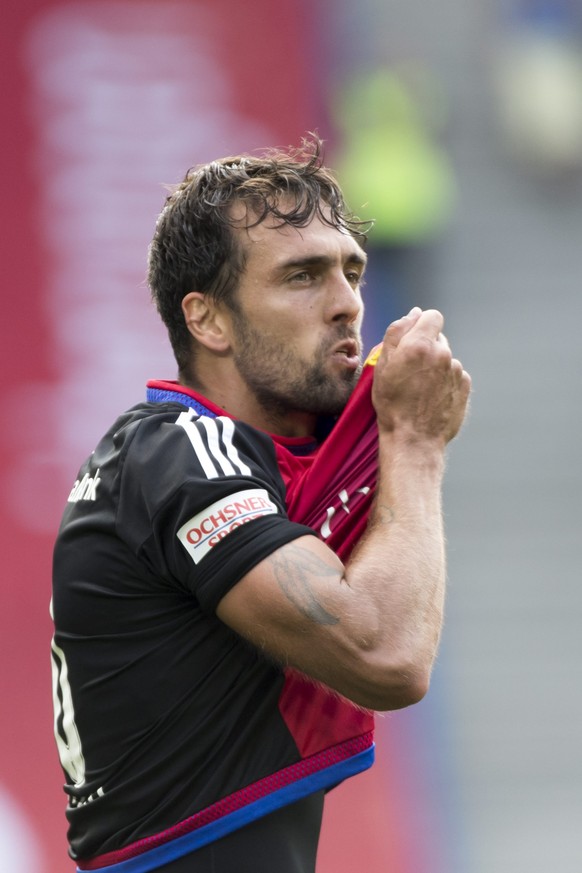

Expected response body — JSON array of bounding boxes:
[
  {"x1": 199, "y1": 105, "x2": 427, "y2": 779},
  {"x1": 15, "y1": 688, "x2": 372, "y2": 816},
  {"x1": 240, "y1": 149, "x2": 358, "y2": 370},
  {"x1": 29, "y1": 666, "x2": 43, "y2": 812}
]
[{"x1": 146, "y1": 380, "x2": 320, "y2": 455}]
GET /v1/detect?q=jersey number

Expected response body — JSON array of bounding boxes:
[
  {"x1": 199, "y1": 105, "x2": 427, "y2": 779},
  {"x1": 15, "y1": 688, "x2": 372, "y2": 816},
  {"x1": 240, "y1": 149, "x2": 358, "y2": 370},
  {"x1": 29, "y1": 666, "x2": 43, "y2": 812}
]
[{"x1": 51, "y1": 638, "x2": 86, "y2": 787}]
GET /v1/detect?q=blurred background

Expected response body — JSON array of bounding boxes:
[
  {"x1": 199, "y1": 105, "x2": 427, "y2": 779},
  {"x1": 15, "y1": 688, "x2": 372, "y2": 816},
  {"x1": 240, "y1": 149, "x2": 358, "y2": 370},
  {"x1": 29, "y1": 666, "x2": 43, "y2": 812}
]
[{"x1": 1, "y1": 0, "x2": 581, "y2": 870}]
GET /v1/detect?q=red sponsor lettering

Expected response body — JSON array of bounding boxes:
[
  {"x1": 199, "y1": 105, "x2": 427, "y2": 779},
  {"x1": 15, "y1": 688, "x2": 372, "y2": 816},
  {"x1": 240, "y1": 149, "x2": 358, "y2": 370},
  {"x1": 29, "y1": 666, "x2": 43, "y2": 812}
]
[
  {"x1": 206, "y1": 513, "x2": 266, "y2": 548},
  {"x1": 232, "y1": 496, "x2": 270, "y2": 514},
  {"x1": 185, "y1": 505, "x2": 273, "y2": 545}
]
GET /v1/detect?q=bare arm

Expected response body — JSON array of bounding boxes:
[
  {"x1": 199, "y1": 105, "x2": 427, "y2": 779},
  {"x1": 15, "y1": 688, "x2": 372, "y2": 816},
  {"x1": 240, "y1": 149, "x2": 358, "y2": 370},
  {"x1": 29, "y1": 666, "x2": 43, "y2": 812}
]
[{"x1": 217, "y1": 309, "x2": 471, "y2": 711}]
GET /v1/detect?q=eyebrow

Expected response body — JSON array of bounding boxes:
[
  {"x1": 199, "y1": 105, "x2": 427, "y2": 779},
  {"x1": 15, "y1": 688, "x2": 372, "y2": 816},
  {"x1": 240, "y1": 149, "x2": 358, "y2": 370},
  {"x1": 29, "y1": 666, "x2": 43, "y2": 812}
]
[{"x1": 278, "y1": 252, "x2": 368, "y2": 272}]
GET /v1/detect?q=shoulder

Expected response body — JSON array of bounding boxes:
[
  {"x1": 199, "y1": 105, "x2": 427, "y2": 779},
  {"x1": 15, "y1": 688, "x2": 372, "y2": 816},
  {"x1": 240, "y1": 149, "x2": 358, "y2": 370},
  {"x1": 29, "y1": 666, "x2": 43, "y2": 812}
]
[
  {"x1": 109, "y1": 404, "x2": 283, "y2": 520},
  {"x1": 121, "y1": 403, "x2": 278, "y2": 479}
]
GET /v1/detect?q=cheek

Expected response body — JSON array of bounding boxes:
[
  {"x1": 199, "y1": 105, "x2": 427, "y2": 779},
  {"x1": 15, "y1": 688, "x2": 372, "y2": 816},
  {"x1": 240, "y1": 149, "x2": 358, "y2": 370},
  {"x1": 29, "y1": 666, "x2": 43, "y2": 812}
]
[
  {"x1": 273, "y1": 313, "x2": 315, "y2": 342},
  {"x1": 250, "y1": 300, "x2": 322, "y2": 355}
]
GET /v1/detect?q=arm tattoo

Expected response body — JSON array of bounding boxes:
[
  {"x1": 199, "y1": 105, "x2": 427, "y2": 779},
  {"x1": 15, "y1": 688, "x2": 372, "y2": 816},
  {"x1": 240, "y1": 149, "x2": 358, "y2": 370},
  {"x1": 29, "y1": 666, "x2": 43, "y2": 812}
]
[
  {"x1": 269, "y1": 543, "x2": 340, "y2": 626},
  {"x1": 376, "y1": 503, "x2": 395, "y2": 525}
]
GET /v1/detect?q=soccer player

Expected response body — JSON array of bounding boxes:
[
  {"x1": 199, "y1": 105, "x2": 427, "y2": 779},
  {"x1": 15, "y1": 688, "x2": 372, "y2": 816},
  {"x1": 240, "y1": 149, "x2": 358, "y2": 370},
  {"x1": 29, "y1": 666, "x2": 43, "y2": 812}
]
[{"x1": 51, "y1": 136, "x2": 471, "y2": 873}]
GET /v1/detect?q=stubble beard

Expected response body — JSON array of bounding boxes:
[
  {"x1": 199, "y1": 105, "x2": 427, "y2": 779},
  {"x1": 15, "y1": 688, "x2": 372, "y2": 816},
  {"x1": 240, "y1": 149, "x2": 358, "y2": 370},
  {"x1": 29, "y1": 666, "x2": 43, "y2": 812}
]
[{"x1": 231, "y1": 314, "x2": 362, "y2": 420}]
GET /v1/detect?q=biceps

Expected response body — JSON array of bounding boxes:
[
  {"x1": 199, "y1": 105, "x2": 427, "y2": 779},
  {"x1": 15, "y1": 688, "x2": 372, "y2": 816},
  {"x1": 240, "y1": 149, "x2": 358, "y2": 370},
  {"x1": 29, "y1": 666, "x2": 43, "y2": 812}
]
[{"x1": 215, "y1": 534, "x2": 346, "y2": 662}]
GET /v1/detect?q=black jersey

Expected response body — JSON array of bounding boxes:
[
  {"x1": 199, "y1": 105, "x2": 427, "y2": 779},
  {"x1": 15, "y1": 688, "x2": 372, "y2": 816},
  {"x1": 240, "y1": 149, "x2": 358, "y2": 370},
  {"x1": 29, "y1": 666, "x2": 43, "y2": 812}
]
[{"x1": 52, "y1": 390, "x2": 374, "y2": 873}]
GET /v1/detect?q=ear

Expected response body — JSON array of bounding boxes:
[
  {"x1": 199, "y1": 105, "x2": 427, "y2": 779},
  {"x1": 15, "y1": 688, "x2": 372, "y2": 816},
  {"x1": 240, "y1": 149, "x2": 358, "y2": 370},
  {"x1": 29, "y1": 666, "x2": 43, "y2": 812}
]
[{"x1": 182, "y1": 292, "x2": 232, "y2": 353}]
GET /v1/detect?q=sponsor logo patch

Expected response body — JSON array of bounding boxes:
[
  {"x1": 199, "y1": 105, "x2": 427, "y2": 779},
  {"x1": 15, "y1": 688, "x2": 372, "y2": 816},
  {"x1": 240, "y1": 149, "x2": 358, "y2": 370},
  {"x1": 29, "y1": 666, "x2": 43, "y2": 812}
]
[{"x1": 177, "y1": 488, "x2": 278, "y2": 564}]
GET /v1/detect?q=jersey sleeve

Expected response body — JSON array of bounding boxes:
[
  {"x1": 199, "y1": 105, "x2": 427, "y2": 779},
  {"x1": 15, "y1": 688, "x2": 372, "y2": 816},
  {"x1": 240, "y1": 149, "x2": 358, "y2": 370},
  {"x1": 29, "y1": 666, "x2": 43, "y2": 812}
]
[{"x1": 117, "y1": 408, "x2": 315, "y2": 613}]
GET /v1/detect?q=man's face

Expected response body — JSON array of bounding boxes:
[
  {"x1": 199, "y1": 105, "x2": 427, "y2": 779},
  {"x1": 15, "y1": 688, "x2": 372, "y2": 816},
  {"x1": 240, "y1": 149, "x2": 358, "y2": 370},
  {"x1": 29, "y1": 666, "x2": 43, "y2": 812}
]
[{"x1": 227, "y1": 205, "x2": 366, "y2": 424}]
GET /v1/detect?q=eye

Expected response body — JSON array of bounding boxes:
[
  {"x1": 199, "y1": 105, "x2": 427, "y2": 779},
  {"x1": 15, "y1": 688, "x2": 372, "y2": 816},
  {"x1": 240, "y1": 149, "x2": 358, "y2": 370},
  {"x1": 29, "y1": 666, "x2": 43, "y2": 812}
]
[
  {"x1": 289, "y1": 270, "x2": 315, "y2": 284},
  {"x1": 345, "y1": 269, "x2": 364, "y2": 288}
]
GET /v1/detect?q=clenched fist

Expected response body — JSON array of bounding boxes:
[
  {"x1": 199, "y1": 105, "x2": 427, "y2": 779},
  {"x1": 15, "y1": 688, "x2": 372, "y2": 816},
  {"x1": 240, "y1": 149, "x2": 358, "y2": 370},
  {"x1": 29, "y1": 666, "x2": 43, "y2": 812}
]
[{"x1": 372, "y1": 308, "x2": 471, "y2": 445}]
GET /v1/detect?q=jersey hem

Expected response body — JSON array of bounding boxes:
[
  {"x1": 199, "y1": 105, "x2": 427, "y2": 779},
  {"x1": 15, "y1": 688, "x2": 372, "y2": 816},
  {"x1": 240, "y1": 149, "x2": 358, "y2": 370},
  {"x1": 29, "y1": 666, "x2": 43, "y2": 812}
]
[{"x1": 76, "y1": 735, "x2": 374, "y2": 872}]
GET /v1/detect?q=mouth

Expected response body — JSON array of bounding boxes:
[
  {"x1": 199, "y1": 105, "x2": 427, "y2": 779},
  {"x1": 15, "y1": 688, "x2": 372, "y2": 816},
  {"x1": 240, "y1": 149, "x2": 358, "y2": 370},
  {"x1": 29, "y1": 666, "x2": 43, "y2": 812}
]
[{"x1": 330, "y1": 338, "x2": 361, "y2": 371}]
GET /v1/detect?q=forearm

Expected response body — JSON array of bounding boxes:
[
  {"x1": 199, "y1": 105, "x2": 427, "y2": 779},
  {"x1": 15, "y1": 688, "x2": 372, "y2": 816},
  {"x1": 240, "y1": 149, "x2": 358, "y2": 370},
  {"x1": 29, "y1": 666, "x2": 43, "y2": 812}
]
[
  {"x1": 241, "y1": 434, "x2": 449, "y2": 712},
  {"x1": 338, "y1": 432, "x2": 447, "y2": 707}
]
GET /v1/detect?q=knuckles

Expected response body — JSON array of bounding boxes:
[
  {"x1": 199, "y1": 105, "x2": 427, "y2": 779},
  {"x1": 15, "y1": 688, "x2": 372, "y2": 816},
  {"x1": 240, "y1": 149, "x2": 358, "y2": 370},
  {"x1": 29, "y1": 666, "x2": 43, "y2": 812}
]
[{"x1": 399, "y1": 334, "x2": 454, "y2": 369}]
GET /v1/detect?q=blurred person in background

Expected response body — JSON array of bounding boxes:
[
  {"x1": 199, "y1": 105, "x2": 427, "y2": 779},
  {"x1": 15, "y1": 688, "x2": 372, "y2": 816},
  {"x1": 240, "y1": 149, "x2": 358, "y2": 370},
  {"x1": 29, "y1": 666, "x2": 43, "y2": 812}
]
[
  {"x1": 332, "y1": 65, "x2": 456, "y2": 349},
  {"x1": 51, "y1": 137, "x2": 470, "y2": 873}
]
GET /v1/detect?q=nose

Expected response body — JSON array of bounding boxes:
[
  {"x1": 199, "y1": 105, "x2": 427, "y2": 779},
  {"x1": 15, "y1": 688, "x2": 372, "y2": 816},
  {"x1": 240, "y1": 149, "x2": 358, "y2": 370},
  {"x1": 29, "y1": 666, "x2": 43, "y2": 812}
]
[{"x1": 327, "y1": 273, "x2": 363, "y2": 325}]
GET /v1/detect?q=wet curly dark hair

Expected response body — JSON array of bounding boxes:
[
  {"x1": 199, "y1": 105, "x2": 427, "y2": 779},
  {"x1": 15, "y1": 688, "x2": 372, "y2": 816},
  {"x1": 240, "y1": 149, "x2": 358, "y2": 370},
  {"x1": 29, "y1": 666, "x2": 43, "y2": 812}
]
[{"x1": 147, "y1": 135, "x2": 371, "y2": 371}]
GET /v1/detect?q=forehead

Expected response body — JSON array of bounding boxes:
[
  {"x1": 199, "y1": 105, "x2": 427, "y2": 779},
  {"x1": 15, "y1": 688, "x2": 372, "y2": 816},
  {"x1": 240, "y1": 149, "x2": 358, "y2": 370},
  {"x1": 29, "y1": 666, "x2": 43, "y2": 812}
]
[{"x1": 230, "y1": 200, "x2": 366, "y2": 268}]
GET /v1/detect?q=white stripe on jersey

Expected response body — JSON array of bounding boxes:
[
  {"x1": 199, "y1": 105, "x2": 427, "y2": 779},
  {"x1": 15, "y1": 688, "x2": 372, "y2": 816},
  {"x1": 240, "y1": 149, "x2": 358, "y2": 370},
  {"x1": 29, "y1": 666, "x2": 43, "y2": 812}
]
[
  {"x1": 199, "y1": 417, "x2": 237, "y2": 476},
  {"x1": 217, "y1": 416, "x2": 252, "y2": 476},
  {"x1": 175, "y1": 411, "x2": 219, "y2": 479},
  {"x1": 175, "y1": 410, "x2": 252, "y2": 480}
]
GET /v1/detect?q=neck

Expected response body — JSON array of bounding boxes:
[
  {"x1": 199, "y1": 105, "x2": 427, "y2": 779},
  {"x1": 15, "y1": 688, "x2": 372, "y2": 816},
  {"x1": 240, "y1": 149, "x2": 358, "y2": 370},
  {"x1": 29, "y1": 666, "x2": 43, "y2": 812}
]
[{"x1": 180, "y1": 368, "x2": 317, "y2": 438}]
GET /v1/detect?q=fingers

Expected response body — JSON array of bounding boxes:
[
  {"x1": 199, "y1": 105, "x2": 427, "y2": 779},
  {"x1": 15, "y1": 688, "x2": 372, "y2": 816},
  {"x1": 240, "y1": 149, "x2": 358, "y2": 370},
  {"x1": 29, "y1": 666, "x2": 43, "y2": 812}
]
[
  {"x1": 382, "y1": 309, "x2": 470, "y2": 394},
  {"x1": 384, "y1": 306, "x2": 423, "y2": 349},
  {"x1": 384, "y1": 307, "x2": 446, "y2": 351},
  {"x1": 451, "y1": 357, "x2": 471, "y2": 388},
  {"x1": 412, "y1": 309, "x2": 445, "y2": 340},
  {"x1": 372, "y1": 306, "x2": 471, "y2": 442},
  {"x1": 450, "y1": 357, "x2": 463, "y2": 377}
]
